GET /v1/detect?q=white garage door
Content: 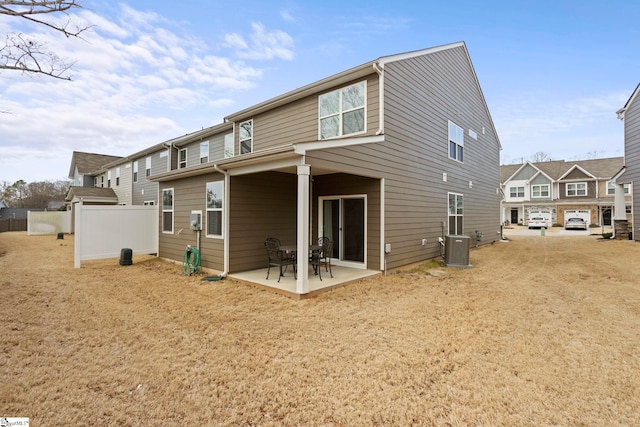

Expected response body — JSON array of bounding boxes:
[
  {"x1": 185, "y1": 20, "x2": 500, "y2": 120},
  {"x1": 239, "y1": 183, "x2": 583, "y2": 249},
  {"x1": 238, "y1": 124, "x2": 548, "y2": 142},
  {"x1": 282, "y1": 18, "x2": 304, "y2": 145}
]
[
  {"x1": 564, "y1": 210, "x2": 590, "y2": 225},
  {"x1": 530, "y1": 210, "x2": 552, "y2": 223}
]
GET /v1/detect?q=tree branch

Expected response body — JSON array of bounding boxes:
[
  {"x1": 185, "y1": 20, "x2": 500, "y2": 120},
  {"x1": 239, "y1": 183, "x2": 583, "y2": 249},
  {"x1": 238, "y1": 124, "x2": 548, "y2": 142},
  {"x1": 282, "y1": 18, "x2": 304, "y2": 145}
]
[{"x1": 0, "y1": 1, "x2": 88, "y2": 80}]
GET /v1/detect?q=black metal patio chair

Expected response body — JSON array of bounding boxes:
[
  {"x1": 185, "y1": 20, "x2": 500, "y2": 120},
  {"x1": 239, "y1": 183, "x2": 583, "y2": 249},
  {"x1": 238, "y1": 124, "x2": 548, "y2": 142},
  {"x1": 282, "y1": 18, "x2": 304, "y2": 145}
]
[
  {"x1": 317, "y1": 236, "x2": 334, "y2": 278},
  {"x1": 264, "y1": 237, "x2": 296, "y2": 282}
]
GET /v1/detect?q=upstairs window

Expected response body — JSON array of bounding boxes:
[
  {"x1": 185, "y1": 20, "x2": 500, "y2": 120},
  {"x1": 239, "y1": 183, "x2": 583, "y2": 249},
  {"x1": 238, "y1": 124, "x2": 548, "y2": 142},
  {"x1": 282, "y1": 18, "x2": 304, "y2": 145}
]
[
  {"x1": 532, "y1": 184, "x2": 549, "y2": 198},
  {"x1": 162, "y1": 188, "x2": 174, "y2": 233},
  {"x1": 607, "y1": 181, "x2": 630, "y2": 195},
  {"x1": 206, "y1": 181, "x2": 224, "y2": 237},
  {"x1": 448, "y1": 192, "x2": 464, "y2": 235},
  {"x1": 567, "y1": 182, "x2": 587, "y2": 196},
  {"x1": 510, "y1": 186, "x2": 525, "y2": 198},
  {"x1": 116, "y1": 167, "x2": 120, "y2": 186},
  {"x1": 101, "y1": 176, "x2": 104, "y2": 187},
  {"x1": 133, "y1": 161, "x2": 138, "y2": 183},
  {"x1": 239, "y1": 121, "x2": 253, "y2": 154},
  {"x1": 179, "y1": 148, "x2": 187, "y2": 169},
  {"x1": 319, "y1": 81, "x2": 366, "y2": 139},
  {"x1": 224, "y1": 133, "x2": 234, "y2": 158},
  {"x1": 146, "y1": 156, "x2": 151, "y2": 178},
  {"x1": 448, "y1": 121, "x2": 464, "y2": 162},
  {"x1": 200, "y1": 141, "x2": 209, "y2": 164},
  {"x1": 107, "y1": 170, "x2": 111, "y2": 187}
]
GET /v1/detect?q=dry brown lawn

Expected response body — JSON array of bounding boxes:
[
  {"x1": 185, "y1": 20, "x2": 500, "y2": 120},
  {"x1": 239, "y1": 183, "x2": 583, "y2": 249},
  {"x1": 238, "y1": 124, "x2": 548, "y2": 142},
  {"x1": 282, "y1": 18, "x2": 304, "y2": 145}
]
[{"x1": 1, "y1": 231, "x2": 639, "y2": 426}]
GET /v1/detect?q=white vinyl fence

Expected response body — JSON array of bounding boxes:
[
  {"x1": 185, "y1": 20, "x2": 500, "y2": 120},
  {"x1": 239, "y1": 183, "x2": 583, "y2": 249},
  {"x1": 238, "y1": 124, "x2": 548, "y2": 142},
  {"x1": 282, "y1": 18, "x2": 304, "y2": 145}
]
[
  {"x1": 27, "y1": 210, "x2": 72, "y2": 235},
  {"x1": 74, "y1": 203, "x2": 158, "y2": 268}
]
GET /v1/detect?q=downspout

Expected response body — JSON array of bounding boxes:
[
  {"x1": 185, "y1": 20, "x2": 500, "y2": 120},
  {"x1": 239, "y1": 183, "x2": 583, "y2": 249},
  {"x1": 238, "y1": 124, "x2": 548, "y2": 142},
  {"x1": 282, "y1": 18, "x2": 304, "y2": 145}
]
[
  {"x1": 214, "y1": 164, "x2": 230, "y2": 277},
  {"x1": 373, "y1": 62, "x2": 385, "y2": 136}
]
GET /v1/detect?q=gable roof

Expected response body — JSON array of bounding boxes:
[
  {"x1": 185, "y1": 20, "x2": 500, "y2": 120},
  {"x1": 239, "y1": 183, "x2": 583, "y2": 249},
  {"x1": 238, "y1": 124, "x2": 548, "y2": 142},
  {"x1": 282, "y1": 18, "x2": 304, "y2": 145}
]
[
  {"x1": 0, "y1": 199, "x2": 8, "y2": 209},
  {"x1": 65, "y1": 186, "x2": 118, "y2": 203},
  {"x1": 68, "y1": 151, "x2": 123, "y2": 179},
  {"x1": 617, "y1": 82, "x2": 640, "y2": 120},
  {"x1": 501, "y1": 157, "x2": 624, "y2": 183},
  {"x1": 224, "y1": 41, "x2": 500, "y2": 149}
]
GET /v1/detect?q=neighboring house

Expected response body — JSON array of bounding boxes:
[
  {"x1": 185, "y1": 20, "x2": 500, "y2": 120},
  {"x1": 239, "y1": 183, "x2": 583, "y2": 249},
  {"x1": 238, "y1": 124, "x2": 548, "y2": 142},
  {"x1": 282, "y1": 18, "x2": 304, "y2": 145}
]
[
  {"x1": 66, "y1": 186, "x2": 119, "y2": 205},
  {"x1": 500, "y1": 157, "x2": 631, "y2": 227},
  {"x1": 149, "y1": 41, "x2": 502, "y2": 294},
  {"x1": 616, "y1": 83, "x2": 640, "y2": 241},
  {"x1": 68, "y1": 151, "x2": 122, "y2": 187}
]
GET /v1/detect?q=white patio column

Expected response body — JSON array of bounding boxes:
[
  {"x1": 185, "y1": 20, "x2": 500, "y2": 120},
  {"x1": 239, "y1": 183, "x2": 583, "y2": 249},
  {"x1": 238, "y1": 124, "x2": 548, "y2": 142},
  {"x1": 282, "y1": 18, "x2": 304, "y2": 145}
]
[
  {"x1": 614, "y1": 182, "x2": 627, "y2": 220},
  {"x1": 296, "y1": 164, "x2": 311, "y2": 294}
]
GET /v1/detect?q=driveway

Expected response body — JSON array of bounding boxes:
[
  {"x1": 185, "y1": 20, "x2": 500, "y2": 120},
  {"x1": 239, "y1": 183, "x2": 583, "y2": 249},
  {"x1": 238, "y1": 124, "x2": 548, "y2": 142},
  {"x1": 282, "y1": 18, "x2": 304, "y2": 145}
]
[{"x1": 504, "y1": 225, "x2": 607, "y2": 237}]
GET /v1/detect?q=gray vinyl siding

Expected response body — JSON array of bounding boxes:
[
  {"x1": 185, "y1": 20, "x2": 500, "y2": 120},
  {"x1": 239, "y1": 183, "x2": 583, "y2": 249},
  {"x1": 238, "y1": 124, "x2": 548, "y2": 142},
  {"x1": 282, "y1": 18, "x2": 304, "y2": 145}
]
[
  {"x1": 158, "y1": 174, "x2": 225, "y2": 271},
  {"x1": 312, "y1": 173, "x2": 381, "y2": 271},
  {"x1": 557, "y1": 181, "x2": 596, "y2": 200},
  {"x1": 111, "y1": 162, "x2": 133, "y2": 204},
  {"x1": 306, "y1": 46, "x2": 500, "y2": 269},
  {"x1": 624, "y1": 93, "x2": 640, "y2": 239},
  {"x1": 381, "y1": 45, "x2": 500, "y2": 268},
  {"x1": 228, "y1": 172, "x2": 297, "y2": 273},
  {"x1": 512, "y1": 164, "x2": 538, "y2": 181},
  {"x1": 234, "y1": 74, "x2": 380, "y2": 152},
  {"x1": 530, "y1": 174, "x2": 552, "y2": 201},
  {"x1": 132, "y1": 150, "x2": 167, "y2": 205}
]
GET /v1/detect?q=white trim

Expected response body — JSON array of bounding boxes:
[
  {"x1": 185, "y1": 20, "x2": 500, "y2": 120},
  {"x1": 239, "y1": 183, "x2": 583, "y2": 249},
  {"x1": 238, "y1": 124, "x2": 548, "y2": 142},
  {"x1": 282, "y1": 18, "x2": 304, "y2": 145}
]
[
  {"x1": 531, "y1": 184, "x2": 550, "y2": 198},
  {"x1": 205, "y1": 180, "x2": 224, "y2": 238},
  {"x1": 295, "y1": 134, "x2": 384, "y2": 155},
  {"x1": 239, "y1": 119, "x2": 253, "y2": 154},
  {"x1": 380, "y1": 178, "x2": 385, "y2": 273},
  {"x1": 162, "y1": 188, "x2": 174, "y2": 234},
  {"x1": 566, "y1": 182, "x2": 587, "y2": 197},
  {"x1": 318, "y1": 194, "x2": 367, "y2": 269},
  {"x1": 318, "y1": 80, "x2": 367, "y2": 140}
]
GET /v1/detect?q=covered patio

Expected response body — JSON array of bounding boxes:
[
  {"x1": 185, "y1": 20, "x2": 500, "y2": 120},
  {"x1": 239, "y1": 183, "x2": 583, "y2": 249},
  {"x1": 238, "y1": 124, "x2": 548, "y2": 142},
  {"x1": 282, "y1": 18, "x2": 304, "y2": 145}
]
[{"x1": 229, "y1": 263, "x2": 380, "y2": 299}]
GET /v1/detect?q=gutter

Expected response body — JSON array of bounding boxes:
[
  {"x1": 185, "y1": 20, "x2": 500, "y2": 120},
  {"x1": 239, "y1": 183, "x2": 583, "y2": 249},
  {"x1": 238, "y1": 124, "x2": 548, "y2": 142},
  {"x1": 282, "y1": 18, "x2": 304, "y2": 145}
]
[
  {"x1": 214, "y1": 164, "x2": 230, "y2": 278},
  {"x1": 373, "y1": 61, "x2": 385, "y2": 135}
]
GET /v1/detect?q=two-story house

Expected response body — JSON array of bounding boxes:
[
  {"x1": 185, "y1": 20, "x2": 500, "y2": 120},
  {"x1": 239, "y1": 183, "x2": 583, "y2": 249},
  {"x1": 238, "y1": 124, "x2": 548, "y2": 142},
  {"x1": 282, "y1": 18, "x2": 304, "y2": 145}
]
[
  {"x1": 148, "y1": 41, "x2": 502, "y2": 294},
  {"x1": 501, "y1": 157, "x2": 631, "y2": 227},
  {"x1": 616, "y1": 83, "x2": 640, "y2": 241}
]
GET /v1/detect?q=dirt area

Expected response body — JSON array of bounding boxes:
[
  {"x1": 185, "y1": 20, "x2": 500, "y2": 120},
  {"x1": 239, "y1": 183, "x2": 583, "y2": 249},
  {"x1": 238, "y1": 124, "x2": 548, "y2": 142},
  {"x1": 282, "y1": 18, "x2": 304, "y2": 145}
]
[{"x1": 1, "y1": 231, "x2": 639, "y2": 426}]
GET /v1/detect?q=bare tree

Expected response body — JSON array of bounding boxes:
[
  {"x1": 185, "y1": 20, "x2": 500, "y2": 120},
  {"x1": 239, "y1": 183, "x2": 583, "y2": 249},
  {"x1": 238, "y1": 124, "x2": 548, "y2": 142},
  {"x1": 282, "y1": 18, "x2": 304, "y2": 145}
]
[
  {"x1": 530, "y1": 152, "x2": 551, "y2": 163},
  {"x1": 0, "y1": 0, "x2": 89, "y2": 80}
]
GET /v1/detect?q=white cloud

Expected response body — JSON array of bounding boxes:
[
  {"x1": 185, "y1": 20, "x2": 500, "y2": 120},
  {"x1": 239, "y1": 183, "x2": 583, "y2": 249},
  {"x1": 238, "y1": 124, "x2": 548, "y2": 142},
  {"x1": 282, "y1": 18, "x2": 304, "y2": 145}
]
[
  {"x1": 226, "y1": 22, "x2": 295, "y2": 61},
  {"x1": 0, "y1": 5, "x2": 296, "y2": 183},
  {"x1": 494, "y1": 91, "x2": 628, "y2": 162}
]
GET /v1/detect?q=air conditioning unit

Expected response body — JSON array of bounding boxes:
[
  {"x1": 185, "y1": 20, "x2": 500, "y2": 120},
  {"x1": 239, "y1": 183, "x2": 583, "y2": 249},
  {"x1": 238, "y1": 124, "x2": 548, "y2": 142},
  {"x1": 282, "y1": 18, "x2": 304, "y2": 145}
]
[{"x1": 444, "y1": 235, "x2": 472, "y2": 268}]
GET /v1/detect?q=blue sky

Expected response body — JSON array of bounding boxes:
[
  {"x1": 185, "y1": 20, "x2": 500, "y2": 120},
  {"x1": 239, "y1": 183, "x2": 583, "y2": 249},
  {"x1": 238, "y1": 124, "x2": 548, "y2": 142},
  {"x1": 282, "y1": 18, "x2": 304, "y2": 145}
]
[{"x1": 1, "y1": 0, "x2": 638, "y2": 183}]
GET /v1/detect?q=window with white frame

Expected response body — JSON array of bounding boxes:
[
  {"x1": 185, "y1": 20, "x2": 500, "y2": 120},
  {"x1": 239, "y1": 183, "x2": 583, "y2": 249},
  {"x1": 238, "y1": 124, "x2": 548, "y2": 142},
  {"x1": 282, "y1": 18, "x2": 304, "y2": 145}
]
[
  {"x1": 116, "y1": 167, "x2": 120, "y2": 186},
  {"x1": 224, "y1": 133, "x2": 234, "y2": 158},
  {"x1": 206, "y1": 181, "x2": 223, "y2": 237},
  {"x1": 146, "y1": 156, "x2": 151, "y2": 178},
  {"x1": 133, "y1": 161, "x2": 138, "y2": 183},
  {"x1": 179, "y1": 148, "x2": 187, "y2": 168},
  {"x1": 107, "y1": 170, "x2": 111, "y2": 187},
  {"x1": 143, "y1": 200, "x2": 155, "y2": 206},
  {"x1": 448, "y1": 192, "x2": 464, "y2": 235},
  {"x1": 566, "y1": 182, "x2": 587, "y2": 196},
  {"x1": 448, "y1": 121, "x2": 464, "y2": 162},
  {"x1": 319, "y1": 81, "x2": 366, "y2": 139},
  {"x1": 200, "y1": 141, "x2": 209, "y2": 164},
  {"x1": 607, "y1": 181, "x2": 630, "y2": 195},
  {"x1": 532, "y1": 184, "x2": 549, "y2": 198},
  {"x1": 510, "y1": 186, "x2": 525, "y2": 198},
  {"x1": 239, "y1": 120, "x2": 253, "y2": 154},
  {"x1": 162, "y1": 188, "x2": 174, "y2": 233},
  {"x1": 101, "y1": 176, "x2": 104, "y2": 187}
]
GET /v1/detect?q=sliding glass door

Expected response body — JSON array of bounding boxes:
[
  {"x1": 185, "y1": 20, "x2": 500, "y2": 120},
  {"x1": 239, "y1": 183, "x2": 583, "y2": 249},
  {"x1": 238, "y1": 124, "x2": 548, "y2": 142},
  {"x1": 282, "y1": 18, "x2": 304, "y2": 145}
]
[{"x1": 319, "y1": 196, "x2": 366, "y2": 268}]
